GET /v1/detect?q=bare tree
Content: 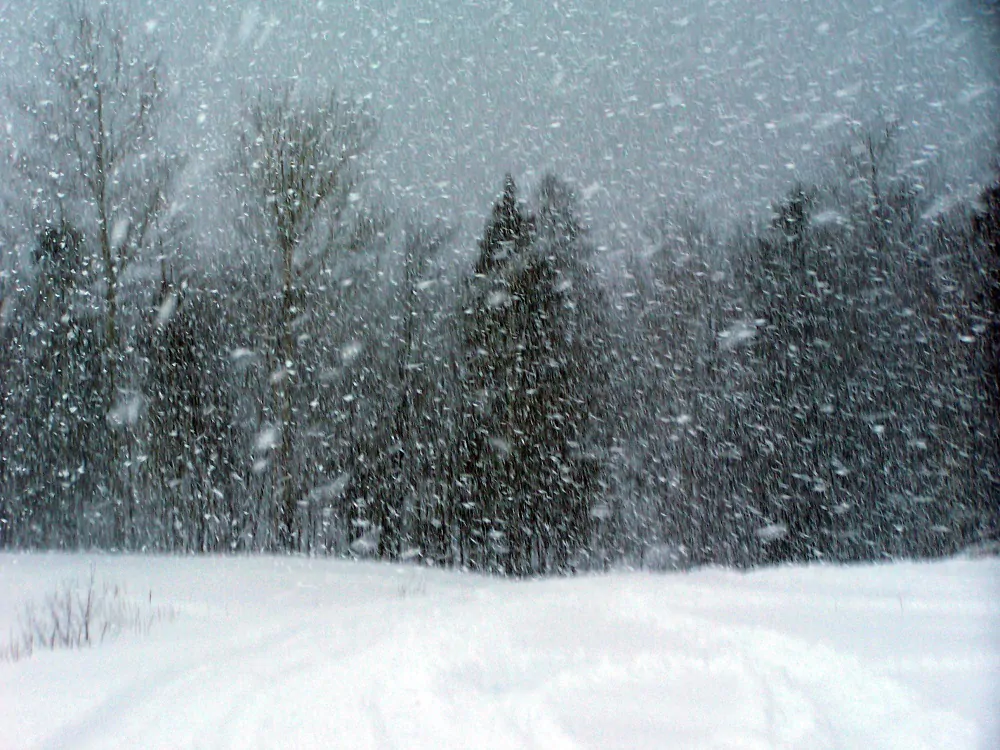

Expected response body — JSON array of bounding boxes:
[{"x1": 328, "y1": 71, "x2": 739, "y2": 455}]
[
  {"x1": 841, "y1": 120, "x2": 921, "y2": 250},
  {"x1": 231, "y1": 88, "x2": 378, "y2": 550},
  {"x1": 15, "y1": 2, "x2": 172, "y2": 390},
  {"x1": 7, "y1": 2, "x2": 175, "y2": 547}
]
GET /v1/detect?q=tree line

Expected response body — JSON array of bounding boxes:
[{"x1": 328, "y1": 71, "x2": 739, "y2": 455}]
[{"x1": 0, "y1": 4, "x2": 996, "y2": 573}]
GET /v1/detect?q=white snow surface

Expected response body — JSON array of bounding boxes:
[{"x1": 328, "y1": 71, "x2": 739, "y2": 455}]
[{"x1": 1, "y1": 553, "x2": 997, "y2": 750}]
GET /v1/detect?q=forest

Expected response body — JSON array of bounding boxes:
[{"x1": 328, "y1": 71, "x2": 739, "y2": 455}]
[{"x1": 0, "y1": 4, "x2": 997, "y2": 575}]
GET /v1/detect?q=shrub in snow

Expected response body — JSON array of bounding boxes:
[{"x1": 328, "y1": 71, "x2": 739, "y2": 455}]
[{"x1": 1, "y1": 567, "x2": 175, "y2": 662}]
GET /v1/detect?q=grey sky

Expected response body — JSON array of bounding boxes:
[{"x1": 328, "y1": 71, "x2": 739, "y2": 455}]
[{"x1": 2, "y1": 0, "x2": 997, "y2": 251}]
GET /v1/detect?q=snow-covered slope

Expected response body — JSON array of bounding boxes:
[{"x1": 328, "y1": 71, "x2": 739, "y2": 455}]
[{"x1": 1, "y1": 553, "x2": 997, "y2": 749}]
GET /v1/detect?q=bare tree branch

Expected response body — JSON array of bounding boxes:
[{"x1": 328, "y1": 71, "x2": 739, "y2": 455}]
[{"x1": 228, "y1": 86, "x2": 378, "y2": 549}]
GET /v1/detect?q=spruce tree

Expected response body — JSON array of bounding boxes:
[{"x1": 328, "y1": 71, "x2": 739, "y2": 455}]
[{"x1": 462, "y1": 174, "x2": 607, "y2": 574}]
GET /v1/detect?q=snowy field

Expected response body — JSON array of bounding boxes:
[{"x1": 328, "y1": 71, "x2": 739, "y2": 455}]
[{"x1": 0, "y1": 553, "x2": 997, "y2": 750}]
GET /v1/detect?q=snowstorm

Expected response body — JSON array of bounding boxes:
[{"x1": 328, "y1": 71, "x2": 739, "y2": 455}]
[{"x1": 0, "y1": 0, "x2": 997, "y2": 747}]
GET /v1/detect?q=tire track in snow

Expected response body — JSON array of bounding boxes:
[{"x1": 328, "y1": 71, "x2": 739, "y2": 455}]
[
  {"x1": 36, "y1": 620, "x2": 313, "y2": 750},
  {"x1": 612, "y1": 586, "x2": 977, "y2": 749}
]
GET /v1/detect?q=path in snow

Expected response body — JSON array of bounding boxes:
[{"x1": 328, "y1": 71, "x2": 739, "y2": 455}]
[{"x1": 1, "y1": 554, "x2": 997, "y2": 749}]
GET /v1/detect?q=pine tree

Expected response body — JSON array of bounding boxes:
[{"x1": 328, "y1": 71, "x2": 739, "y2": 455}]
[
  {"x1": 461, "y1": 174, "x2": 607, "y2": 574},
  {"x1": 0, "y1": 222, "x2": 104, "y2": 547}
]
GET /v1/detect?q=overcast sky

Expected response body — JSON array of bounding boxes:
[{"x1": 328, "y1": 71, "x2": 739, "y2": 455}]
[{"x1": 1, "y1": 0, "x2": 998, "y2": 251}]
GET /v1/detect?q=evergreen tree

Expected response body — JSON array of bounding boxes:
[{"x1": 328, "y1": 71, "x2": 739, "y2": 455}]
[
  {"x1": 144, "y1": 270, "x2": 241, "y2": 551},
  {"x1": 972, "y1": 173, "x2": 1000, "y2": 420},
  {"x1": 461, "y1": 174, "x2": 607, "y2": 574},
  {"x1": 627, "y1": 210, "x2": 746, "y2": 567},
  {"x1": 730, "y1": 156, "x2": 991, "y2": 563},
  {"x1": 0, "y1": 222, "x2": 105, "y2": 547}
]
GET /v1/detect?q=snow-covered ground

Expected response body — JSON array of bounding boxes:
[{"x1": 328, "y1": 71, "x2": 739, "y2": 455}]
[{"x1": 0, "y1": 553, "x2": 997, "y2": 749}]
